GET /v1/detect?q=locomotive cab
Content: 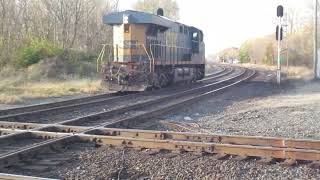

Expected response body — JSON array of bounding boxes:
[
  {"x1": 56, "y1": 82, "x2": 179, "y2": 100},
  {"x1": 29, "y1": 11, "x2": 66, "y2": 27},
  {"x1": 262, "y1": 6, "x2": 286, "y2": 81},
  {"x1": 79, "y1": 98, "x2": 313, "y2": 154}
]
[{"x1": 103, "y1": 18, "x2": 152, "y2": 91}]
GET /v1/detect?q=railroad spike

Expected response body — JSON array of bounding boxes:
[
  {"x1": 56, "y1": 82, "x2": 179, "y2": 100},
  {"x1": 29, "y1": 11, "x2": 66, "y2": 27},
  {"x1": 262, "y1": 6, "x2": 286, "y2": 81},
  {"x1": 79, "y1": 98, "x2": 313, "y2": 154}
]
[
  {"x1": 142, "y1": 149, "x2": 160, "y2": 156},
  {"x1": 232, "y1": 155, "x2": 250, "y2": 161},
  {"x1": 212, "y1": 153, "x2": 229, "y2": 160},
  {"x1": 192, "y1": 151, "x2": 207, "y2": 156},
  {"x1": 279, "y1": 159, "x2": 297, "y2": 167},
  {"x1": 257, "y1": 157, "x2": 276, "y2": 165},
  {"x1": 161, "y1": 153, "x2": 178, "y2": 159},
  {"x1": 172, "y1": 148, "x2": 187, "y2": 154}
]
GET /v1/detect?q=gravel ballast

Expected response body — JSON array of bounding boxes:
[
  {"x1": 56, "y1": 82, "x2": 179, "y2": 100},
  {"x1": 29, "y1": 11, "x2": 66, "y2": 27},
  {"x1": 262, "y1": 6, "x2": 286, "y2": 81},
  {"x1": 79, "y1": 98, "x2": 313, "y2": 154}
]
[
  {"x1": 55, "y1": 70, "x2": 320, "y2": 179},
  {"x1": 60, "y1": 147, "x2": 320, "y2": 180},
  {"x1": 165, "y1": 81, "x2": 320, "y2": 140},
  {"x1": 3, "y1": 67, "x2": 320, "y2": 179}
]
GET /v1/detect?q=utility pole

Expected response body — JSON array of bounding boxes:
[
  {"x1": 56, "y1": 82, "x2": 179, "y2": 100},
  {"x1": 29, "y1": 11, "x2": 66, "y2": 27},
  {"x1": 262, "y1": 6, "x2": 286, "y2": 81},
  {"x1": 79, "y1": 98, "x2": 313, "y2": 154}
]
[
  {"x1": 314, "y1": 0, "x2": 319, "y2": 79},
  {"x1": 277, "y1": 18, "x2": 282, "y2": 85},
  {"x1": 276, "y1": 5, "x2": 284, "y2": 85}
]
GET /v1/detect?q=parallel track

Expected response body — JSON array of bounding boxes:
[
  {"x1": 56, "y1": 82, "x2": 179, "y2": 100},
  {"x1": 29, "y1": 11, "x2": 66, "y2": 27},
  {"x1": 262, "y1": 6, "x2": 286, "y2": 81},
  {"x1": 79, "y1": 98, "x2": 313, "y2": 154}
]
[
  {"x1": 0, "y1": 66, "x2": 229, "y2": 124},
  {"x1": 2, "y1": 124, "x2": 320, "y2": 179},
  {"x1": 0, "y1": 66, "x2": 241, "y2": 132},
  {"x1": 0, "y1": 66, "x2": 226, "y2": 118},
  {"x1": 0, "y1": 66, "x2": 269, "y2": 179},
  {"x1": 0, "y1": 92, "x2": 122, "y2": 117}
]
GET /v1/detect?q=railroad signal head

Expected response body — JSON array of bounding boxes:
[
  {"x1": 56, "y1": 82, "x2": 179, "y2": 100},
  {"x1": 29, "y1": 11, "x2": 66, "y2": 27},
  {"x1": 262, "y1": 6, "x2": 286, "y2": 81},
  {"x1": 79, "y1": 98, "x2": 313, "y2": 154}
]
[
  {"x1": 277, "y1": 5, "x2": 284, "y2": 17},
  {"x1": 276, "y1": 25, "x2": 283, "y2": 41},
  {"x1": 157, "y1": 8, "x2": 164, "y2": 16}
]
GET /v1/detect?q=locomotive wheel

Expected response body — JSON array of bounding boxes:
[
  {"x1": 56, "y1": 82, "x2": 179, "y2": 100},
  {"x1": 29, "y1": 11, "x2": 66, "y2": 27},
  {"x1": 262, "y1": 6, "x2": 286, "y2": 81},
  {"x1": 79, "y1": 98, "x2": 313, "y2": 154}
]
[
  {"x1": 152, "y1": 74, "x2": 161, "y2": 89},
  {"x1": 197, "y1": 68, "x2": 204, "y2": 80},
  {"x1": 159, "y1": 74, "x2": 168, "y2": 88}
]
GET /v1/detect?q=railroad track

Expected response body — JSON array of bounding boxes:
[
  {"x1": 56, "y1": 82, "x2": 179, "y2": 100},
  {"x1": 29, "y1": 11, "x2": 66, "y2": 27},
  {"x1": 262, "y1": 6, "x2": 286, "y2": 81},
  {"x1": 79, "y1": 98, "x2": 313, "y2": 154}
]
[
  {"x1": 0, "y1": 66, "x2": 231, "y2": 125},
  {"x1": 0, "y1": 66, "x2": 260, "y2": 179},
  {"x1": 1, "y1": 125, "x2": 320, "y2": 179},
  {"x1": 0, "y1": 65, "x2": 226, "y2": 118},
  {"x1": 0, "y1": 92, "x2": 124, "y2": 117},
  {"x1": 0, "y1": 66, "x2": 242, "y2": 130},
  {"x1": 0, "y1": 67, "x2": 317, "y2": 178}
]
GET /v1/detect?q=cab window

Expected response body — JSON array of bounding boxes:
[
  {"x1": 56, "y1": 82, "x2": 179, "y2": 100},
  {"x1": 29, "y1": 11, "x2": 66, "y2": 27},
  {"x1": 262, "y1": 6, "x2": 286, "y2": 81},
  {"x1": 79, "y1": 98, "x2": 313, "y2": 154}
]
[{"x1": 124, "y1": 24, "x2": 130, "y2": 33}]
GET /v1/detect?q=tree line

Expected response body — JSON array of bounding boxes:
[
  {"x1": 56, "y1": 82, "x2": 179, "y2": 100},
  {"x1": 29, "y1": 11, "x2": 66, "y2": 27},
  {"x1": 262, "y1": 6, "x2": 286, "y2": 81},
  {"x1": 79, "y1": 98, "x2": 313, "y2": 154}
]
[
  {"x1": 0, "y1": 0, "x2": 179, "y2": 70},
  {"x1": 238, "y1": 23, "x2": 313, "y2": 68},
  {"x1": 0, "y1": 0, "x2": 116, "y2": 68},
  {"x1": 215, "y1": 6, "x2": 314, "y2": 68}
]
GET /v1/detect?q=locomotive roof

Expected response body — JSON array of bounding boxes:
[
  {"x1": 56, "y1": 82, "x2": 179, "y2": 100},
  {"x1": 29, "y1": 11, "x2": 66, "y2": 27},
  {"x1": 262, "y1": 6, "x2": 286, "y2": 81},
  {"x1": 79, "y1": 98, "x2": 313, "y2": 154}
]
[{"x1": 103, "y1": 10, "x2": 202, "y2": 32}]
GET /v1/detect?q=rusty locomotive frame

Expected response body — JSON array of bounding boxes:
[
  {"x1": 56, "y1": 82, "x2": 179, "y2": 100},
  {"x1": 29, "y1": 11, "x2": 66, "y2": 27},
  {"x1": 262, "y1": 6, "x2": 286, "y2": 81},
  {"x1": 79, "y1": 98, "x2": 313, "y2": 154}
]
[{"x1": 97, "y1": 9, "x2": 205, "y2": 91}]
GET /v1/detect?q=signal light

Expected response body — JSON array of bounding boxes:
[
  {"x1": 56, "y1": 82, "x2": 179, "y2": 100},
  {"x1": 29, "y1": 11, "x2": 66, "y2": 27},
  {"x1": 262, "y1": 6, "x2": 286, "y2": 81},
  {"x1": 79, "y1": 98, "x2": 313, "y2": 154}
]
[
  {"x1": 277, "y1": 5, "x2": 284, "y2": 17},
  {"x1": 157, "y1": 8, "x2": 164, "y2": 16}
]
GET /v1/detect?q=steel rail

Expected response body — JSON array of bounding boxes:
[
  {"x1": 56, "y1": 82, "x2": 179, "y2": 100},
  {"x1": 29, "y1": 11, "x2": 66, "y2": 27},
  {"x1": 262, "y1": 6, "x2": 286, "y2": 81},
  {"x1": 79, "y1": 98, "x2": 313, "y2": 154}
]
[
  {"x1": 58, "y1": 67, "x2": 240, "y2": 126},
  {"x1": 0, "y1": 66, "x2": 236, "y2": 145},
  {"x1": 101, "y1": 69, "x2": 253, "y2": 129},
  {"x1": 203, "y1": 65, "x2": 226, "y2": 77},
  {"x1": 2, "y1": 127, "x2": 320, "y2": 165},
  {"x1": 80, "y1": 134, "x2": 320, "y2": 162},
  {"x1": 2, "y1": 126, "x2": 320, "y2": 151},
  {"x1": 0, "y1": 68, "x2": 253, "y2": 169},
  {"x1": 0, "y1": 67, "x2": 244, "y2": 133},
  {"x1": 0, "y1": 66, "x2": 229, "y2": 122},
  {"x1": 198, "y1": 66, "x2": 232, "y2": 82},
  {"x1": 0, "y1": 93, "x2": 133, "y2": 122},
  {"x1": 0, "y1": 92, "x2": 121, "y2": 117},
  {"x1": 2, "y1": 129, "x2": 320, "y2": 180},
  {"x1": 0, "y1": 65, "x2": 226, "y2": 118},
  {"x1": 84, "y1": 127, "x2": 320, "y2": 150}
]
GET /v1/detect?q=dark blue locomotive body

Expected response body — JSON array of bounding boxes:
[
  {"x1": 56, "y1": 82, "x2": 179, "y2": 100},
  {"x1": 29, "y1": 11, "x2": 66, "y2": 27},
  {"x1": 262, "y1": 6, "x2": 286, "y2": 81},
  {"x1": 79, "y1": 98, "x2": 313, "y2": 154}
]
[{"x1": 99, "y1": 9, "x2": 205, "y2": 91}]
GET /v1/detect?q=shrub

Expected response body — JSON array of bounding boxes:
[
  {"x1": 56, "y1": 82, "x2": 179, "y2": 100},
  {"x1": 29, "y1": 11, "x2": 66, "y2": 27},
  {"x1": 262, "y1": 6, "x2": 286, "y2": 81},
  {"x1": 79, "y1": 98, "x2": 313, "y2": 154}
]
[
  {"x1": 60, "y1": 49, "x2": 98, "y2": 63},
  {"x1": 14, "y1": 37, "x2": 63, "y2": 68},
  {"x1": 239, "y1": 42, "x2": 251, "y2": 63},
  {"x1": 0, "y1": 36, "x2": 8, "y2": 67}
]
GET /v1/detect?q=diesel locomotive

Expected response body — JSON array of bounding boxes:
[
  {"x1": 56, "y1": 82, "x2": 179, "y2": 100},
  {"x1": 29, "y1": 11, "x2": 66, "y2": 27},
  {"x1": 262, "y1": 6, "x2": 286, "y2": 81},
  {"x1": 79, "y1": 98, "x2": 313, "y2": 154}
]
[{"x1": 98, "y1": 8, "x2": 205, "y2": 91}]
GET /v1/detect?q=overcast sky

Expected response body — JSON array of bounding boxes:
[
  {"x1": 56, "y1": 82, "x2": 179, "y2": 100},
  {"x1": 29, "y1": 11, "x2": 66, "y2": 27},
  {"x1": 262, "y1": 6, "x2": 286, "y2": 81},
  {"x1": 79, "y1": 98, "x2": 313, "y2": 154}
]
[{"x1": 118, "y1": 0, "x2": 313, "y2": 55}]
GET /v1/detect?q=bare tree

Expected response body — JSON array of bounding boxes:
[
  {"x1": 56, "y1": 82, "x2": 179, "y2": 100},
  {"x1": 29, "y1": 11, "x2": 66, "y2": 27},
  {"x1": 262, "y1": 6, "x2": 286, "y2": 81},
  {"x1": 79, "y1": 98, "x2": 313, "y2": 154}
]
[
  {"x1": 0, "y1": 0, "x2": 116, "y2": 67},
  {"x1": 133, "y1": 0, "x2": 179, "y2": 20}
]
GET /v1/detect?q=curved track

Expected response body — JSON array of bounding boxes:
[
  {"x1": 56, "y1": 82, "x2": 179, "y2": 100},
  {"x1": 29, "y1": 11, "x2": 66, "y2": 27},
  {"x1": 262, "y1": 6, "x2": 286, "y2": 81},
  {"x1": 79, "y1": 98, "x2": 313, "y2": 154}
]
[
  {"x1": 0, "y1": 66, "x2": 226, "y2": 118},
  {"x1": 0, "y1": 66, "x2": 232, "y2": 124},
  {"x1": 0, "y1": 66, "x2": 262, "y2": 179}
]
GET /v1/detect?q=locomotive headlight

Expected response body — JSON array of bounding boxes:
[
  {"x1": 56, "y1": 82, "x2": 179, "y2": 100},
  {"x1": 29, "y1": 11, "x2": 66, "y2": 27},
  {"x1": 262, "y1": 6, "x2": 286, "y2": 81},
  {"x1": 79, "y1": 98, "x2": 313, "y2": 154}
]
[{"x1": 123, "y1": 14, "x2": 129, "y2": 24}]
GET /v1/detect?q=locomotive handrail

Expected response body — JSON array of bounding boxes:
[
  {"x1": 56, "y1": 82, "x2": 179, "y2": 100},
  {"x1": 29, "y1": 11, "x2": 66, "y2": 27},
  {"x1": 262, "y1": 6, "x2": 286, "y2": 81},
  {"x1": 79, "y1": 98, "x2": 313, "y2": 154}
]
[
  {"x1": 96, "y1": 43, "x2": 154, "y2": 73},
  {"x1": 96, "y1": 44, "x2": 106, "y2": 72},
  {"x1": 149, "y1": 44, "x2": 155, "y2": 73},
  {"x1": 141, "y1": 44, "x2": 153, "y2": 73},
  {"x1": 97, "y1": 43, "x2": 192, "y2": 74},
  {"x1": 96, "y1": 43, "x2": 114, "y2": 72}
]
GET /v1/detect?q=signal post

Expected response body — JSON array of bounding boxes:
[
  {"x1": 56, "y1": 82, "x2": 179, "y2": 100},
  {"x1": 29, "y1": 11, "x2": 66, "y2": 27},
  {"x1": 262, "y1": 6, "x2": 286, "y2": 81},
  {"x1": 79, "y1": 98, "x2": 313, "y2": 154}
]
[{"x1": 276, "y1": 5, "x2": 284, "y2": 85}]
